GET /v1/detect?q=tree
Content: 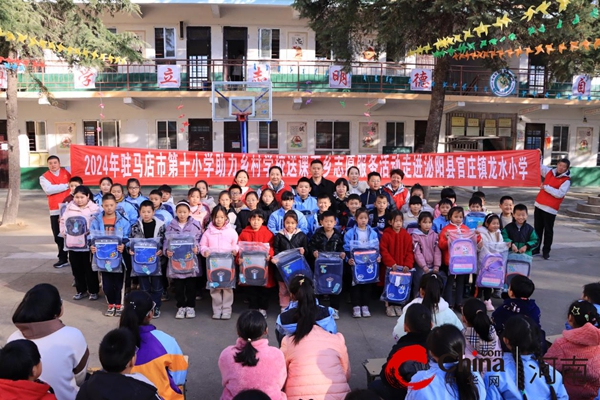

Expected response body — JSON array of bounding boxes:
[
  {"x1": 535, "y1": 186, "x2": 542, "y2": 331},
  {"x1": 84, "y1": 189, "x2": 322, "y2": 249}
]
[{"x1": 0, "y1": 0, "x2": 144, "y2": 225}]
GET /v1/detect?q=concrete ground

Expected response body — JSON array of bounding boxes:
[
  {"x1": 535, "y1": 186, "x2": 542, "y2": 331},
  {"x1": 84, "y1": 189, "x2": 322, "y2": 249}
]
[{"x1": 0, "y1": 186, "x2": 598, "y2": 399}]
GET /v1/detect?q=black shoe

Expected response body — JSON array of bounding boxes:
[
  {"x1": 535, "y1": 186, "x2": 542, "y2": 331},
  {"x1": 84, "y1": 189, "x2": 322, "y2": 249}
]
[
  {"x1": 532, "y1": 249, "x2": 541, "y2": 257},
  {"x1": 53, "y1": 259, "x2": 69, "y2": 268},
  {"x1": 492, "y1": 289, "x2": 502, "y2": 299},
  {"x1": 543, "y1": 253, "x2": 550, "y2": 260}
]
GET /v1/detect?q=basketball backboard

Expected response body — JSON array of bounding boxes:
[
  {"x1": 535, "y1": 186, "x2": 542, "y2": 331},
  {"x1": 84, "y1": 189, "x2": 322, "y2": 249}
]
[{"x1": 211, "y1": 81, "x2": 272, "y2": 122}]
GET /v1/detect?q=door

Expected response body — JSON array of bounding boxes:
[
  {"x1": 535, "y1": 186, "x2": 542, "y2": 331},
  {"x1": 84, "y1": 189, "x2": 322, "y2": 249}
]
[
  {"x1": 223, "y1": 27, "x2": 247, "y2": 81},
  {"x1": 525, "y1": 123, "x2": 545, "y2": 155},
  {"x1": 0, "y1": 120, "x2": 7, "y2": 188},
  {"x1": 187, "y1": 27, "x2": 211, "y2": 90},
  {"x1": 224, "y1": 121, "x2": 244, "y2": 153},
  {"x1": 414, "y1": 120, "x2": 428, "y2": 153},
  {"x1": 188, "y1": 119, "x2": 213, "y2": 152}
]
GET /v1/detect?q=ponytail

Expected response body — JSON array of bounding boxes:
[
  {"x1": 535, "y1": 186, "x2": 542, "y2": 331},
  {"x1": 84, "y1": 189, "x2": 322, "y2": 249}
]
[
  {"x1": 119, "y1": 303, "x2": 142, "y2": 347},
  {"x1": 289, "y1": 276, "x2": 317, "y2": 345},
  {"x1": 234, "y1": 310, "x2": 266, "y2": 367},
  {"x1": 118, "y1": 291, "x2": 154, "y2": 348},
  {"x1": 463, "y1": 298, "x2": 493, "y2": 342},
  {"x1": 420, "y1": 273, "x2": 443, "y2": 321}
]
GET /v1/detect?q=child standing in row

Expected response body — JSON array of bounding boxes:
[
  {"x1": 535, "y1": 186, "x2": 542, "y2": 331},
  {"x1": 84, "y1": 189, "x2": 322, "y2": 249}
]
[
  {"x1": 498, "y1": 195, "x2": 514, "y2": 228},
  {"x1": 403, "y1": 196, "x2": 422, "y2": 229},
  {"x1": 344, "y1": 208, "x2": 380, "y2": 318},
  {"x1": 258, "y1": 188, "x2": 279, "y2": 222},
  {"x1": 237, "y1": 192, "x2": 260, "y2": 230},
  {"x1": 219, "y1": 190, "x2": 242, "y2": 233},
  {"x1": 187, "y1": 188, "x2": 210, "y2": 228},
  {"x1": 94, "y1": 177, "x2": 113, "y2": 205},
  {"x1": 165, "y1": 201, "x2": 202, "y2": 319},
  {"x1": 433, "y1": 187, "x2": 456, "y2": 218},
  {"x1": 477, "y1": 214, "x2": 508, "y2": 311},
  {"x1": 412, "y1": 212, "x2": 442, "y2": 297},
  {"x1": 268, "y1": 191, "x2": 308, "y2": 236},
  {"x1": 125, "y1": 178, "x2": 148, "y2": 209},
  {"x1": 502, "y1": 204, "x2": 538, "y2": 256},
  {"x1": 293, "y1": 177, "x2": 318, "y2": 234},
  {"x1": 148, "y1": 189, "x2": 173, "y2": 225},
  {"x1": 432, "y1": 198, "x2": 452, "y2": 233},
  {"x1": 195, "y1": 180, "x2": 217, "y2": 211},
  {"x1": 200, "y1": 205, "x2": 239, "y2": 320},
  {"x1": 110, "y1": 183, "x2": 138, "y2": 224},
  {"x1": 313, "y1": 193, "x2": 335, "y2": 234},
  {"x1": 380, "y1": 211, "x2": 414, "y2": 317},
  {"x1": 369, "y1": 194, "x2": 389, "y2": 238}
]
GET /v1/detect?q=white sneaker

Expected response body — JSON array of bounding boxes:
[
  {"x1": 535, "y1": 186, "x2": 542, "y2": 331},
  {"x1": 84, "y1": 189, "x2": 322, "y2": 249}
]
[
  {"x1": 175, "y1": 307, "x2": 186, "y2": 319},
  {"x1": 259, "y1": 309, "x2": 267, "y2": 319},
  {"x1": 484, "y1": 299, "x2": 495, "y2": 312},
  {"x1": 332, "y1": 309, "x2": 340, "y2": 320},
  {"x1": 394, "y1": 306, "x2": 403, "y2": 316},
  {"x1": 185, "y1": 307, "x2": 196, "y2": 318},
  {"x1": 353, "y1": 306, "x2": 362, "y2": 318},
  {"x1": 361, "y1": 306, "x2": 371, "y2": 317}
]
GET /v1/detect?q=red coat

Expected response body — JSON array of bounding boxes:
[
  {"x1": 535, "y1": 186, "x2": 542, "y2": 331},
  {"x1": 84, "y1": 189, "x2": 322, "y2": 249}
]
[
  {"x1": 0, "y1": 379, "x2": 56, "y2": 400},
  {"x1": 237, "y1": 225, "x2": 276, "y2": 287},
  {"x1": 380, "y1": 227, "x2": 414, "y2": 268},
  {"x1": 438, "y1": 223, "x2": 481, "y2": 266}
]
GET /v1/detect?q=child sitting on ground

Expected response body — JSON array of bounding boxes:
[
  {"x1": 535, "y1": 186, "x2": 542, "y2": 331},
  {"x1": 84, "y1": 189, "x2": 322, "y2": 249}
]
[
  {"x1": 564, "y1": 281, "x2": 600, "y2": 330},
  {"x1": 491, "y1": 275, "x2": 541, "y2": 336},
  {"x1": 461, "y1": 298, "x2": 500, "y2": 369},
  {"x1": 502, "y1": 203, "x2": 538, "y2": 257},
  {"x1": 218, "y1": 311, "x2": 287, "y2": 400},
  {"x1": 76, "y1": 329, "x2": 160, "y2": 400},
  {"x1": 0, "y1": 339, "x2": 56, "y2": 400}
]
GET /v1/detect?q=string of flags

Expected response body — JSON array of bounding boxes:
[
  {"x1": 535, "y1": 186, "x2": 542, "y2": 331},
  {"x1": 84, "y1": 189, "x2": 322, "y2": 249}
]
[{"x1": 0, "y1": 57, "x2": 45, "y2": 70}]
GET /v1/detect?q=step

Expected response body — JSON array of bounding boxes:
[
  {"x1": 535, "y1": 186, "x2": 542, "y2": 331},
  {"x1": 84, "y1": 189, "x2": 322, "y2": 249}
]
[
  {"x1": 588, "y1": 196, "x2": 600, "y2": 206},
  {"x1": 576, "y1": 202, "x2": 600, "y2": 214},
  {"x1": 565, "y1": 207, "x2": 600, "y2": 220}
]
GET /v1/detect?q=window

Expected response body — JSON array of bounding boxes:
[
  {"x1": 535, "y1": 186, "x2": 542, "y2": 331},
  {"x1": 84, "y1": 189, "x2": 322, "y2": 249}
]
[
  {"x1": 315, "y1": 121, "x2": 350, "y2": 155},
  {"x1": 26, "y1": 121, "x2": 47, "y2": 152},
  {"x1": 258, "y1": 29, "x2": 280, "y2": 59},
  {"x1": 386, "y1": 122, "x2": 405, "y2": 147},
  {"x1": 155, "y1": 27, "x2": 176, "y2": 58},
  {"x1": 157, "y1": 121, "x2": 178, "y2": 149},
  {"x1": 83, "y1": 121, "x2": 120, "y2": 147},
  {"x1": 528, "y1": 55, "x2": 546, "y2": 95},
  {"x1": 259, "y1": 121, "x2": 278, "y2": 151},
  {"x1": 551, "y1": 125, "x2": 569, "y2": 165},
  {"x1": 107, "y1": 28, "x2": 117, "y2": 34}
]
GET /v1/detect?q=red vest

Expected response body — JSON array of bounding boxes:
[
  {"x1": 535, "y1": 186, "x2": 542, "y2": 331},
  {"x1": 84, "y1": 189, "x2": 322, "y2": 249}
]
[
  {"x1": 535, "y1": 170, "x2": 570, "y2": 212},
  {"x1": 43, "y1": 169, "x2": 71, "y2": 211}
]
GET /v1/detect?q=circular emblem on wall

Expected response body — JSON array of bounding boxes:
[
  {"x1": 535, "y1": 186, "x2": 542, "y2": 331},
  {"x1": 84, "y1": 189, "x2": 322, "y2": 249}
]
[{"x1": 489, "y1": 69, "x2": 516, "y2": 97}]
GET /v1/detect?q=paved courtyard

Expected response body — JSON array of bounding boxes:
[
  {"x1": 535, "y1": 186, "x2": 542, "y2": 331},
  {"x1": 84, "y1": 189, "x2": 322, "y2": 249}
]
[{"x1": 0, "y1": 187, "x2": 598, "y2": 399}]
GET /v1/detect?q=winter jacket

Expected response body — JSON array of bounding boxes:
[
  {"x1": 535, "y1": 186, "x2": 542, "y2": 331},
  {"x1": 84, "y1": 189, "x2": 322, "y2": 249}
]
[
  {"x1": 383, "y1": 183, "x2": 409, "y2": 210},
  {"x1": 163, "y1": 216, "x2": 203, "y2": 279},
  {"x1": 90, "y1": 211, "x2": 131, "y2": 243},
  {"x1": 378, "y1": 331, "x2": 430, "y2": 400},
  {"x1": 545, "y1": 323, "x2": 600, "y2": 400},
  {"x1": 218, "y1": 338, "x2": 287, "y2": 400},
  {"x1": 59, "y1": 200, "x2": 100, "y2": 250},
  {"x1": 258, "y1": 201, "x2": 280, "y2": 223},
  {"x1": 407, "y1": 360, "x2": 486, "y2": 400},
  {"x1": 343, "y1": 225, "x2": 379, "y2": 264},
  {"x1": 276, "y1": 301, "x2": 338, "y2": 345},
  {"x1": 432, "y1": 215, "x2": 449, "y2": 234},
  {"x1": 281, "y1": 326, "x2": 350, "y2": 400},
  {"x1": 309, "y1": 177, "x2": 336, "y2": 199},
  {"x1": 273, "y1": 229, "x2": 308, "y2": 255},
  {"x1": 115, "y1": 198, "x2": 139, "y2": 226},
  {"x1": 293, "y1": 195, "x2": 318, "y2": 236},
  {"x1": 400, "y1": 200, "x2": 434, "y2": 215},
  {"x1": 162, "y1": 202, "x2": 175, "y2": 217},
  {"x1": 308, "y1": 228, "x2": 345, "y2": 255},
  {"x1": 438, "y1": 223, "x2": 480, "y2": 266},
  {"x1": 411, "y1": 229, "x2": 442, "y2": 270},
  {"x1": 189, "y1": 203, "x2": 210, "y2": 229},
  {"x1": 76, "y1": 371, "x2": 160, "y2": 400},
  {"x1": 502, "y1": 221, "x2": 538, "y2": 256},
  {"x1": 332, "y1": 193, "x2": 348, "y2": 216},
  {"x1": 131, "y1": 325, "x2": 188, "y2": 400},
  {"x1": 237, "y1": 225, "x2": 275, "y2": 286},
  {"x1": 337, "y1": 210, "x2": 356, "y2": 234},
  {"x1": 484, "y1": 353, "x2": 568, "y2": 400},
  {"x1": 93, "y1": 192, "x2": 106, "y2": 206},
  {"x1": 267, "y1": 208, "x2": 309, "y2": 236},
  {"x1": 0, "y1": 379, "x2": 57, "y2": 400},
  {"x1": 258, "y1": 181, "x2": 294, "y2": 204},
  {"x1": 154, "y1": 206, "x2": 173, "y2": 226},
  {"x1": 402, "y1": 211, "x2": 420, "y2": 229},
  {"x1": 369, "y1": 209, "x2": 387, "y2": 238},
  {"x1": 199, "y1": 222, "x2": 239, "y2": 255},
  {"x1": 348, "y1": 180, "x2": 368, "y2": 195},
  {"x1": 393, "y1": 297, "x2": 463, "y2": 341},
  {"x1": 380, "y1": 227, "x2": 414, "y2": 268},
  {"x1": 360, "y1": 188, "x2": 396, "y2": 211},
  {"x1": 201, "y1": 196, "x2": 217, "y2": 211},
  {"x1": 125, "y1": 195, "x2": 148, "y2": 209},
  {"x1": 129, "y1": 217, "x2": 166, "y2": 249},
  {"x1": 312, "y1": 211, "x2": 341, "y2": 237},
  {"x1": 492, "y1": 298, "x2": 541, "y2": 335}
]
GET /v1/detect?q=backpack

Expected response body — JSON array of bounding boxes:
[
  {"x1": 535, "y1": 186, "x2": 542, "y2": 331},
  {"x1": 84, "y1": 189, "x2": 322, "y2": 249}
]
[
  {"x1": 405, "y1": 222, "x2": 419, "y2": 235},
  {"x1": 273, "y1": 249, "x2": 313, "y2": 288},
  {"x1": 64, "y1": 216, "x2": 89, "y2": 250},
  {"x1": 240, "y1": 251, "x2": 269, "y2": 286},
  {"x1": 168, "y1": 236, "x2": 197, "y2": 275},
  {"x1": 476, "y1": 253, "x2": 505, "y2": 288},
  {"x1": 449, "y1": 237, "x2": 477, "y2": 275},
  {"x1": 504, "y1": 253, "x2": 532, "y2": 290},
  {"x1": 383, "y1": 269, "x2": 412, "y2": 304},
  {"x1": 93, "y1": 236, "x2": 122, "y2": 273},
  {"x1": 465, "y1": 212, "x2": 487, "y2": 230},
  {"x1": 314, "y1": 252, "x2": 343, "y2": 295},
  {"x1": 207, "y1": 252, "x2": 236, "y2": 289},
  {"x1": 131, "y1": 238, "x2": 160, "y2": 276},
  {"x1": 351, "y1": 248, "x2": 379, "y2": 284}
]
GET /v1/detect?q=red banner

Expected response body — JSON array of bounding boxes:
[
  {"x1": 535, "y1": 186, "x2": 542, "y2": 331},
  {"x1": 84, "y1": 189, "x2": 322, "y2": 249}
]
[{"x1": 70, "y1": 145, "x2": 540, "y2": 187}]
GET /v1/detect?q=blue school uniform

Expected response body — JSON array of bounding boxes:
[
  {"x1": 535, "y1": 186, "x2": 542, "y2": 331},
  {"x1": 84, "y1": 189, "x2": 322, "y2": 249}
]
[
  {"x1": 90, "y1": 210, "x2": 131, "y2": 240},
  {"x1": 162, "y1": 202, "x2": 175, "y2": 217},
  {"x1": 484, "y1": 353, "x2": 568, "y2": 400},
  {"x1": 293, "y1": 195, "x2": 318, "y2": 235},
  {"x1": 125, "y1": 195, "x2": 148, "y2": 209},
  {"x1": 115, "y1": 199, "x2": 138, "y2": 226},
  {"x1": 267, "y1": 208, "x2": 309, "y2": 236},
  {"x1": 343, "y1": 225, "x2": 379, "y2": 253},
  {"x1": 406, "y1": 361, "x2": 486, "y2": 400},
  {"x1": 433, "y1": 215, "x2": 449, "y2": 234},
  {"x1": 154, "y1": 206, "x2": 173, "y2": 225},
  {"x1": 94, "y1": 192, "x2": 106, "y2": 206}
]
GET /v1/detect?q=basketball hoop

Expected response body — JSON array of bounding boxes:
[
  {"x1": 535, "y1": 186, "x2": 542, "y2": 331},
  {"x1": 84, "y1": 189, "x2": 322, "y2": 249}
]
[{"x1": 232, "y1": 112, "x2": 250, "y2": 123}]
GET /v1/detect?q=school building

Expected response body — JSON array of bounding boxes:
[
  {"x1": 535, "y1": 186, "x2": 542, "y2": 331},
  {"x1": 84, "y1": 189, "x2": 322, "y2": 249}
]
[{"x1": 1, "y1": 0, "x2": 600, "y2": 188}]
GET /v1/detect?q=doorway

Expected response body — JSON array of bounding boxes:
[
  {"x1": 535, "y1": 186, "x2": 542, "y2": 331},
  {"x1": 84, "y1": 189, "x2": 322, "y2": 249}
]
[
  {"x1": 0, "y1": 120, "x2": 7, "y2": 188},
  {"x1": 224, "y1": 121, "x2": 244, "y2": 153},
  {"x1": 188, "y1": 119, "x2": 213, "y2": 152},
  {"x1": 414, "y1": 120, "x2": 428, "y2": 153},
  {"x1": 223, "y1": 27, "x2": 247, "y2": 81},
  {"x1": 187, "y1": 27, "x2": 211, "y2": 90},
  {"x1": 525, "y1": 123, "x2": 545, "y2": 156}
]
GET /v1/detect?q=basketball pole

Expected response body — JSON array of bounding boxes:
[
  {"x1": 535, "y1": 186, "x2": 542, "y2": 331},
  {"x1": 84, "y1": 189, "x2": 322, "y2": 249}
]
[{"x1": 241, "y1": 118, "x2": 247, "y2": 153}]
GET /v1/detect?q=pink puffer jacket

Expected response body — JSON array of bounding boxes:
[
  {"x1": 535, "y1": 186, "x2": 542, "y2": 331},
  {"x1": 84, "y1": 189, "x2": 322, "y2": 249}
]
[
  {"x1": 59, "y1": 200, "x2": 99, "y2": 237},
  {"x1": 411, "y1": 229, "x2": 442, "y2": 269},
  {"x1": 199, "y1": 222, "x2": 239, "y2": 255},
  {"x1": 281, "y1": 326, "x2": 351, "y2": 400}
]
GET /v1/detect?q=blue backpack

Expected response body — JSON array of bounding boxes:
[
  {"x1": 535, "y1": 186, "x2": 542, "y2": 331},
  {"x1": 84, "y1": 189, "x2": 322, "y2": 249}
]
[
  {"x1": 207, "y1": 252, "x2": 236, "y2": 289},
  {"x1": 131, "y1": 239, "x2": 160, "y2": 276},
  {"x1": 351, "y1": 248, "x2": 379, "y2": 284},
  {"x1": 465, "y1": 212, "x2": 487, "y2": 230},
  {"x1": 314, "y1": 252, "x2": 343, "y2": 295},
  {"x1": 383, "y1": 269, "x2": 412, "y2": 304},
  {"x1": 274, "y1": 249, "x2": 313, "y2": 288},
  {"x1": 93, "y1": 236, "x2": 123, "y2": 273},
  {"x1": 449, "y1": 238, "x2": 477, "y2": 275},
  {"x1": 64, "y1": 216, "x2": 89, "y2": 250}
]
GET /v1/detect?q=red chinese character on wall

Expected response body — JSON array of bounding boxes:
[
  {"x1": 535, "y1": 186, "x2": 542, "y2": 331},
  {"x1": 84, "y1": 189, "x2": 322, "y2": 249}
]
[
  {"x1": 412, "y1": 71, "x2": 429, "y2": 89},
  {"x1": 160, "y1": 67, "x2": 178, "y2": 85},
  {"x1": 79, "y1": 68, "x2": 95, "y2": 87},
  {"x1": 333, "y1": 69, "x2": 348, "y2": 86},
  {"x1": 252, "y1": 66, "x2": 268, "y2": 82}
]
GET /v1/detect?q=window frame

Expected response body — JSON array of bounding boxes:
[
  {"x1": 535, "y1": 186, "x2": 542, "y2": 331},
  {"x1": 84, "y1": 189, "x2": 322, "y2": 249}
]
[
  {"x1": 83, "y1": 120, "x2": 120, "y2": 147},
  {"x1": 258, "y1": 121, "x2": 278, "y2": 151},
  {"x1": 157, "y1": 120, "x2": 178, "y2": 149},
  {"x1": 154, "y1": 27, "x2": 176, "y2": 59},
  {"x1": 315, "y1": 121, "x2": 350, "y2": 155},
  {"x1": 386, "y1": 121, "x2": 405, "y2": 147},
  {"x1": 551, "y1": 125, "x2": 569, "y2": 166},
  {"x1": 26, "y1": 121, "x2": 47, "y2": 152},
  {"x1": 258, "y1": 28, "x2": 280, "y2": 59}
]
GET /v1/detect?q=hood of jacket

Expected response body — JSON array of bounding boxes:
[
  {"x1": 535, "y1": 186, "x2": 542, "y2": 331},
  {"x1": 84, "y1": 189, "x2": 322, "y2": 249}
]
[
  {"x1": 168, "y1": 215, "x2": 202, "y2": 233},
  {"x1": 0, "y1": 379, "x2": 55, "y2": 400},
  {"x1": 412, "y1": 228, "x2": 427, "y2": 236},
  {"x1": 563, "y1": 321, "x2": 600, "y2": 346},
  {"x1": 65, "y1": 200, "x2": 99, "y2": 214},
  {"x1": 205, "y1": 221, "x2": 232, "y2": 235}
]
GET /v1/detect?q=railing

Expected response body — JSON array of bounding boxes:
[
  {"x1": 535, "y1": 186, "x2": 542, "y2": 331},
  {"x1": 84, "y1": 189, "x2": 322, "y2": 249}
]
[{"x1": 9, "y1": 59, "x2": 595, "y2": 98}]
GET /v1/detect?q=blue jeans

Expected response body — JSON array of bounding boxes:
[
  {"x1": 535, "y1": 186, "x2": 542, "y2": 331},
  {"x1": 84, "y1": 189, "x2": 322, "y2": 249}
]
[{"x1": 139, "y1": 276, "x2": 163, "y2": 307}]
